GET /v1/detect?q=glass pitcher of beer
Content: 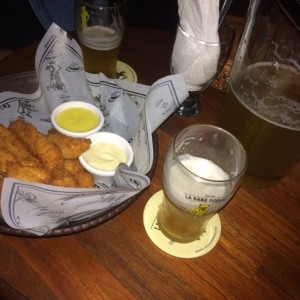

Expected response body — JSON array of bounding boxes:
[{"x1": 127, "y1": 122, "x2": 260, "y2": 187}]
[{"x1": 219, "y1": 0, "x2": 300, "y2": 188}]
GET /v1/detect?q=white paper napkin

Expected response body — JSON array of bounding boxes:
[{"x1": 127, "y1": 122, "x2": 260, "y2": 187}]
[{"x1": 171, "y1": 0, "x2": 220, "y2": 91}]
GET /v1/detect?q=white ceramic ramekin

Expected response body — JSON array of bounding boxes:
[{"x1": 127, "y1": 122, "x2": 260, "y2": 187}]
[
  {"x1": 79, "y1": 132, "x2": 134, "y2": 176},
  {"x1": 51, "y1": 101, "x2": 104, "y2": 138}
]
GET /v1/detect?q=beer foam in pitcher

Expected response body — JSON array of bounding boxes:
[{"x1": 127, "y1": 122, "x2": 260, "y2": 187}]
[
  {"x1": 239, "y1": 62, "x2": 300, "y2": 130},
  {"x1": 78, "y1": 25, "x2": 122, "y2": 51}
]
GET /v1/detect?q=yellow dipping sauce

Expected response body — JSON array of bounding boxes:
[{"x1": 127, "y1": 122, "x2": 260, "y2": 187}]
[
  {"x1": 56, "y1": 107, "x2": 100, "y2": 132},
  {"x1": 83, "y1": 142, "x2": 127, "y2": 171}
]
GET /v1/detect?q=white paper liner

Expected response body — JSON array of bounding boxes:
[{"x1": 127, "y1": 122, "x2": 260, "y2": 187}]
[{"x1": 0, "y1": 23, "x2": 188, "y2": 235}]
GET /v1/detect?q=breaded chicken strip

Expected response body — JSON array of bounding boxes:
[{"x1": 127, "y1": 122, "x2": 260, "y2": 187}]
[
  {"x1": 48, "y1": 129, "x2": 92, "y2": 159},
  {"x1": 64, "y1": 159, "x2": 95, "y2": 188},
  {"x1": 50, "y1": 172, "x2": 78, "y2": 188},
  {"x1": 9, "y1": 120, "x2": 65, "y2": 177},
  {"x1": 0, "y1": 124, "x2": 39, "y2": 166},
  {"x1": 6, "y1": 163, "x2": 52, "y2": 184},
  {"x1": 0, "y1": 147, "x2": 15, "y2": 175}
]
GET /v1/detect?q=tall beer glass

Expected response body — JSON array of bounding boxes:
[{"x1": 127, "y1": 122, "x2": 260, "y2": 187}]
[
  {"x1": 75, "y1": 0, "x2": 127, "y2": 77},
  {"x1": 219, "y1": 0, "x2": 300, "y2": 188},
  {"x1": 158, "y1": 124, "x2": 247, "y2": 243}
]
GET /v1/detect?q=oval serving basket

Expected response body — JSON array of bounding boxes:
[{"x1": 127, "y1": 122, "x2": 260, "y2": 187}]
[{"x1": 0, "y1": 71, "x2": 158, "y2": 237}]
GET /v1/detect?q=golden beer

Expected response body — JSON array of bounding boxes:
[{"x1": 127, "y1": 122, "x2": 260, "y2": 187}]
[
  {"x1": 158, "y1": 194, "x2": 214, "y2": 243},
  {"x1": 78, "y1": 25, "x2": 122, "y2": 77},
  {"x1": 158, "y1": 154, "x2": 230, "y2": 243},
  {"x1": 219, "y1": 62, "x2": 300, "y2": 188}
]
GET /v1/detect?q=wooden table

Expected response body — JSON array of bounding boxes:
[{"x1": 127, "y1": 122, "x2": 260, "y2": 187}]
[{"x1": 0, "y1": 18, "x2": 299, "y2": 299}]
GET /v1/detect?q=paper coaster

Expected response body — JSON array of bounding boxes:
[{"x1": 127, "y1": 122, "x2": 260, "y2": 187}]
[
  {"x1": 143, "y1": 190, "x2": 221, "y2": 258},
  {"x1": 116, "y1": 61, "x2": 137, "y2": 83}
]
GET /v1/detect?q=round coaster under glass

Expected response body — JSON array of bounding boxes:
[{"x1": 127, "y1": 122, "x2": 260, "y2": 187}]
[
  {"x1": 143, "y1": 190, "x2": 221, "y2": 258},
  {"x1": 116, "y1": 61, "x2": 138, "y2": 83}
]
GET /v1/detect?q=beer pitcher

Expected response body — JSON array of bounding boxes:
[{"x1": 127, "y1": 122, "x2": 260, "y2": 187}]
[{"x1": 219, "y1": 0, "x2": 300, "y2": 188}]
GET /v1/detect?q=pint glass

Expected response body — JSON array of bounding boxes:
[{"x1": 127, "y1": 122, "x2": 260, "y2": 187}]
[
  {"x1": 75, "y1": 0, "x2": 127, "y2": 77},
  {"x1": 157, "y1": 125, "x2": 247, "y2": 243},
  {"x1": 219, "y1": 0, "x2": 300, "y2": 188}
]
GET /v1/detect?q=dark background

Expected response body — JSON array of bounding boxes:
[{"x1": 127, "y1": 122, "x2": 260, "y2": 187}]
[{"x1": 0, "y1": 0, "x2": 249, "y2": 49}]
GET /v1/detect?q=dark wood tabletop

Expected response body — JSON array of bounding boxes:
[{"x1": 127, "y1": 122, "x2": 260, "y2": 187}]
[{"x1": 0, "y1": 17, "x2": 299, "y2": 299}]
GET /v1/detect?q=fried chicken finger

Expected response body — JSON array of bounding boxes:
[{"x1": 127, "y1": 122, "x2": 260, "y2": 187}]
[
  {"x1": 0, "y1": 123, "x2": 39, "y2": 166},
  {"x1": 9, "y1": 120, "x2": 65, "y2": 177},
  {"x1": 48, "y1": 129, "x2": 91, "y2": 159},
  {"x1": 0, "y1": 147, "x2": 15, "y2": 175},
  {"x1": 6, "y1": 163, "x2": 52, "y2": 184},
  {"x1": 64, "y1": 159, "x2": 95, "y2": 188}
]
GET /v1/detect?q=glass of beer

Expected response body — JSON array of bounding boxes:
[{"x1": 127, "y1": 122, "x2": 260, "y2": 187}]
[
  {"x1": 157, "y1": 124, "x2": 247, "y2": 243},
  {"x1": 218, "y1": 0, "x2": 300, "y2": 188},
  {"x1": 75, "y1": 0, "x2": 127, "y2": 77}
]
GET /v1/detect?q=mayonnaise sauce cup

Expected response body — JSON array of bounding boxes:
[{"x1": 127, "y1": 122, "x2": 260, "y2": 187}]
[{"x1": 79, "y1": 132, "x2": 134, "y2": 176}]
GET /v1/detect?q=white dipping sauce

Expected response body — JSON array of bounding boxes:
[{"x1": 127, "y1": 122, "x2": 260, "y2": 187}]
[{"x1": 83, "y1": 142, "x2": 127, "y2": 171}]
